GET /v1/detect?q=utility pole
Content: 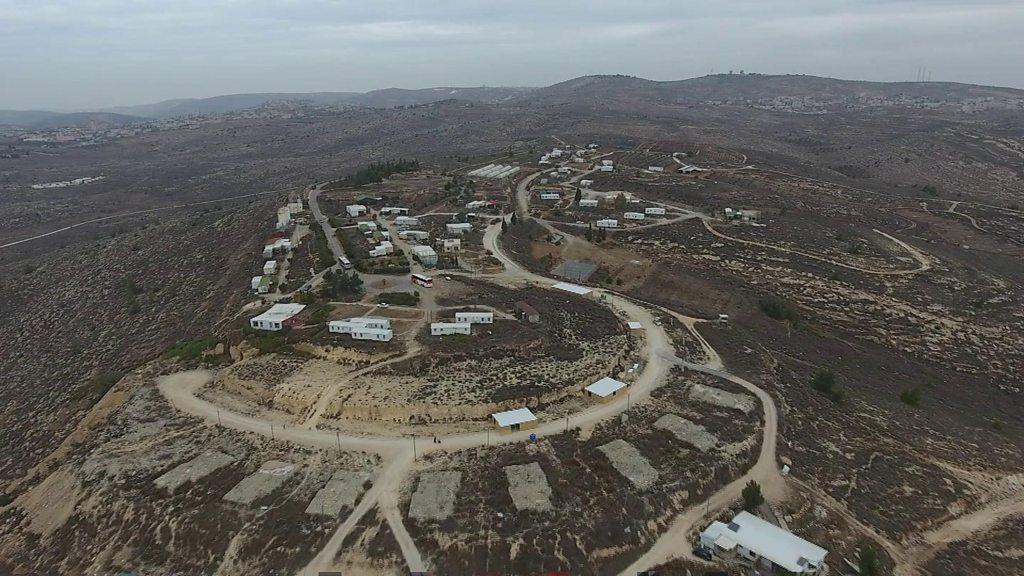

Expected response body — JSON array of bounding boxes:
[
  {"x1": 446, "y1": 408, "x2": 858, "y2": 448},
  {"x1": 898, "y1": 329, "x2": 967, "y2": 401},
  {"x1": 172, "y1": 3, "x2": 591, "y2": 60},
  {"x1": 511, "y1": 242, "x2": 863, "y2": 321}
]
[
  {"x1": 217, "y1": 408, "x2": 222, "y2": 427},
  {"x1": 336, "y1": 430, "x2": 341, "y2": 450},
  {"x1": 412, "y1": 435, "x2": 417, "y2": 460},
  {"x1": 270, "y1": 423, "x2": 275, "y2": 440}
]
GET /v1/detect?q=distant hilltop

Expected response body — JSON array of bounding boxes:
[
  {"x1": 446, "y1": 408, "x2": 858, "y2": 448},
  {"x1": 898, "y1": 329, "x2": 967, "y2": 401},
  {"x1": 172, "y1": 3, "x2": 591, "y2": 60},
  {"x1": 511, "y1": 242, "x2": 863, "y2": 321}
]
[{"x1": 3, "y1": 73, "x2": 1022, "y2": 129}]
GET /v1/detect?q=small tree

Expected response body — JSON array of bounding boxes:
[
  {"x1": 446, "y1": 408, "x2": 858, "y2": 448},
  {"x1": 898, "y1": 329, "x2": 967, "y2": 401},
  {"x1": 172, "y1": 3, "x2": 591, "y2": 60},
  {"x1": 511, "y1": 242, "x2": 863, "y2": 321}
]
[
  {"x1": 510, "y1": 212, "x2": 518, "y2": 225},
  {"x1": 501, "y1": 218, "x2": 508, "y2": 233},
  {"x1": 574, "y1": 187, "x2": 582, "y2": 203},
  {"x1": 742, "y1": 480, "x2": 764, "y2": 511},
  {"x1": 858, "y1": 545, "x2": 881, "y2": 576},
  {"x1": 900, "y1": 386, "x2": 923, "y2": 407}
]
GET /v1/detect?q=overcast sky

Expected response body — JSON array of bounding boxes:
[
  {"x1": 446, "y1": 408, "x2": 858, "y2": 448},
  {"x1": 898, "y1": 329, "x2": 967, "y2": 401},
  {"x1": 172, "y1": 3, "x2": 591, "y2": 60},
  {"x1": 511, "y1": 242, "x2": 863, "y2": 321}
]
[{"x1": 2, "y1": 0, "x2": 1022, "y2": 110}]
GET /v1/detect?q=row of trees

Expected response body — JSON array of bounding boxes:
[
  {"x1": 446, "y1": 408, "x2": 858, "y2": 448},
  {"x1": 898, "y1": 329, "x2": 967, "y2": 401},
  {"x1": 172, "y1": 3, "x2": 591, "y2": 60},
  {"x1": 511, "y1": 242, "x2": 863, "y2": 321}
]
[{"x1": 336, "y1": 159, "x2": 420, "y2": 188}]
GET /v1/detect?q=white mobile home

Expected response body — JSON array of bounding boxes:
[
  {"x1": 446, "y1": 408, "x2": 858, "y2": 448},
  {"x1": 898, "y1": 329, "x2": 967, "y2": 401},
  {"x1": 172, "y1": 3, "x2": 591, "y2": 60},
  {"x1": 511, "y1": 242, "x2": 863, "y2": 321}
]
[
  {"x1": 380, "y1": 206, "x2": 409, "y2": 215},
  {"x1": 595, "y1": 219, "x2": 618, "y2": 228},
  {"x1": 579, "y1": 179, "x2": 594, "y2": 188},
  {"x1": 368, "y1": 241, "x2": 394, "y2": 257},
  {"x1": 329, "y1": 317, "x2": 391, "y2": 332},
  {"x1": 599, "y1": 165, "x2": 614, "y2": 172},
  {"x1": 601, "y1": 159, "x2": 614, "y2": 166},
  {"x1": 262, "y1": 260, "x2": 278, "y2": 275},
  {"x1": 645, "y1": 207, "x2": 666, "y2": 216},
  {"x1": 430, "y1": 322, "x2": 472, "y2": 336},
  {"x1": 446, "y1": 223, "x2": 473, "y2": 235},
  {"x1": 411, "y1": 245, "x2": 438, "y2": 267},
  {"x1": 249, "y1": 303, "x2": 305, "y2": 331},
  {"x1": 539, "y1": 192, "x2": 561, "y2": 201},
  {"x1": 357, "y1": 221, "x2": 378, "y2": 232},
  {"x1": 623, "y1": 212, "x2": 646, "y2": 221},
  {"x1": 552, "y1": 282, "x2": 594, "y2": 299},
  {"x1": 700, "y1": 511, "x2": 827, "y2": 574},
  {"x1": 346, "y1": 204, "x2": 367, "y2": 217},
  {"x1": 455, "y1": 311, "x2": 493, "y2": 324},
  {"x1": 578, "y1": 199, "x2": 599, "y2": 208},
  {"x1": 287, "y1": 200, "x2": 304, "y2": 214},
  {"x1": 399, "y1": 230, "x2": 430, "y2": 241},
  {"x1": 647, "y1": 166, "x2": 664, "y2": 172},
  {"x1": 394, "y1": 215, "x2": 420, "y2": 227}
]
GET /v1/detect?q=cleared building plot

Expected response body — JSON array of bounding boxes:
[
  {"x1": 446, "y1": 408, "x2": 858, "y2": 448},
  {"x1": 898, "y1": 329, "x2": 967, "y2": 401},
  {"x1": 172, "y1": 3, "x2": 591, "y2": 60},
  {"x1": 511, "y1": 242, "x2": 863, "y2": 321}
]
[
  {"x1": 408, "y1": 470, "x2": 462, "y2": 521},
  {"x1": 223, "y1": 460, "x2": 297, "y2": 505},
  {"x1": 504, "y1": 462, "x2": 552, "y2": 512},
  {"x1": 655, "y1": 414, "x2": 719, "y2": 452},
  {"x1": 154, "y1": 451, "x2": 236, "y2": 491},
  {"x1": 689, "y1": 383, "x2": 757, "y2": 414},
  {"x1": 598, "y1": 439, "x2": 659, "y2": 490},
  {"x1": 306, "y1": 470, "x2": 372, "y2": 517}
]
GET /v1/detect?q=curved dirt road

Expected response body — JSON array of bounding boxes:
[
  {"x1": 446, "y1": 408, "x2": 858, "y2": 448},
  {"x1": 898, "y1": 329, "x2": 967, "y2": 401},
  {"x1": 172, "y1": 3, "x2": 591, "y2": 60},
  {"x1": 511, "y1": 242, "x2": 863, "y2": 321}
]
[{"x1": 703, "y1": 219, "x2": 931, "y2": 275}]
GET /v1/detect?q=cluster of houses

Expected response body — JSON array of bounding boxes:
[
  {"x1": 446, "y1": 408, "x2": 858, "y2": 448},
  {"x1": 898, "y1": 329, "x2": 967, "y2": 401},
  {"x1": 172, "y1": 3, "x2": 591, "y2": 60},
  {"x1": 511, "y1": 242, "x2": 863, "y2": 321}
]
[
  {"x1": 490, "y1": 374, "x2": 628, "y2": 433},
  {"x1": 538, "y1": 143, "x2": 599, "y2": 166},
  {"x1": 328, "y1": 317, "x2": 393, "y2": 342},
  {"x1": 252, "y1": 199, "x2": 304, "y2": 295},
  {"x1": 430, "y1": 311, "x2": 493, "y2": 336}
]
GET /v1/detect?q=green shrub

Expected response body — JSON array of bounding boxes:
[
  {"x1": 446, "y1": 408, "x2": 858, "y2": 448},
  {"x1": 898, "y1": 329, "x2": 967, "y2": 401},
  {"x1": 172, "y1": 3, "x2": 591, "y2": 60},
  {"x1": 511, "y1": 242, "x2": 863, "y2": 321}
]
[
  {"x1": 810, "y1": 369, "x2": 845, "y2": 403},
  {"x1": 900, "y1": 386, "x2": 923, "y2": 407},
  {"x1": 164, "y1": 338, "x2": 217, "y2": 361},
  {"x1": 759, "y1": 297, "x2": 800, "y2": 323},
  {"x1": 376, "y1": 292, "x2": 420, "y2": 306}
]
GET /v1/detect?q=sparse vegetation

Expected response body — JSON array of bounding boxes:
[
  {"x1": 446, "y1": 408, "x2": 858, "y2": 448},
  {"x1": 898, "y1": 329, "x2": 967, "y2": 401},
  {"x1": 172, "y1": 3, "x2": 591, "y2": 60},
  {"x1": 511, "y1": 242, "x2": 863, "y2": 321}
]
[
  {"x1": 810, "y1": 369, "x2": 845, "y2": 403},
  {"x1": 900, "y1": 386, "x2": 924, "y2": 407},
  {"x1": 164, "y1": 338, "x2": 218, "y2": 361},
  {"x1": 759, "y1": 297, "x2": 800, "y2": 324},
  {"x1": 376, "y1": 291, "x2": 420, "y2": 306},
  {"x1": 858, "y1": 545, "x2": 882, "y2": 576}
]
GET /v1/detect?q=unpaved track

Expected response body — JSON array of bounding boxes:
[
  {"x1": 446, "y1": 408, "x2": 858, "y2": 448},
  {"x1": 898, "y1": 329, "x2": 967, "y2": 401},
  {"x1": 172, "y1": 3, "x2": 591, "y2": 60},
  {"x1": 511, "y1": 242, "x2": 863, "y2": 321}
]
[
  {"x1": 159, "y1": 171, "x2": 786, "y2": 574},
  {"x1": 703, "y1": 219, "x2": 931, "y2": 275},
  {"x1": 0, "y1": 189, "x2": 286, "y2": 250}
]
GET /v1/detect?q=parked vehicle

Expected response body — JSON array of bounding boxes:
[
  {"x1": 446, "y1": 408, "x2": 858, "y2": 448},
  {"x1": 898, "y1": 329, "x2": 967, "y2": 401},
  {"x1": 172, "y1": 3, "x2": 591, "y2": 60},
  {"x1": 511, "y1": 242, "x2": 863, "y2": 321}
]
[
  {"x1": 693, "y1": 545, "x2": 714, "y2": 561},
  {"x1": 338, "y1": 257, "x2": 352, "y2": 270}
]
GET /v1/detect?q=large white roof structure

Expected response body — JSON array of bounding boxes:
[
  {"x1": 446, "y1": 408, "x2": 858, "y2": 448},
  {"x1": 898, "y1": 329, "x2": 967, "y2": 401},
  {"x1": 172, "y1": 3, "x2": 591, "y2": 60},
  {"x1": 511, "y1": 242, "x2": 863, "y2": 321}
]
[
  {"x1": 492, "y1": 408, "x2": 537, "y2": 428},
  {"x1": 551, "y1": 282, "x2": 593, "y2": 296},
  {"x1": 251, "y1": 303, "x2": 305, "y2": 323},
  {"x1": 703, "y1": 511, "x2": 827, "y2": 573},
  {"x1": 585, "y1": 377, "x2": 626, "y2": 398}
]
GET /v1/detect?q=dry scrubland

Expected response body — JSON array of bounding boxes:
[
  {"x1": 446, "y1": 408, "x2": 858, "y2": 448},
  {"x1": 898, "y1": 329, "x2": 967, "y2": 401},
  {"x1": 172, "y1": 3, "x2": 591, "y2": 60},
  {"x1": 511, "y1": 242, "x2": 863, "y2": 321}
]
[{"x1": 402, "y1": 368, "x2": 761, "y2": 575}]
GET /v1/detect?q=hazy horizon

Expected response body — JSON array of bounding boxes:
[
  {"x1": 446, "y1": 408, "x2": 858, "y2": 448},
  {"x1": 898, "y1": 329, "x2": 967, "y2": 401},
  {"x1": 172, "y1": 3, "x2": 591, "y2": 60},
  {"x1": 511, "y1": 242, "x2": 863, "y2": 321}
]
[{"x1": 3, "y1": 0, "x2": 1023, "y2": 111}]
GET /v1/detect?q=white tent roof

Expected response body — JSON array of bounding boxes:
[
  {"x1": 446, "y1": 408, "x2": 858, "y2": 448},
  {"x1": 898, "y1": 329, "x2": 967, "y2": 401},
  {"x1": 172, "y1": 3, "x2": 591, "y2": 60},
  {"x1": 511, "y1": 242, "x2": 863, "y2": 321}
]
[
  {"x1": 627, "y1": 321, "x2": 643, "y2": 330},
  {"x1": 706, "y1": 512, "x2": 828, "y2": 573},
  {"x1": 552, "y1": 282, "x2": 592, "y2": 296},
  {"x1": 492, "y1": 408, "x2": 537, "y2": 427},
  {"x1": 585, "y1": 377, "x2": 626, "y2": 397}
]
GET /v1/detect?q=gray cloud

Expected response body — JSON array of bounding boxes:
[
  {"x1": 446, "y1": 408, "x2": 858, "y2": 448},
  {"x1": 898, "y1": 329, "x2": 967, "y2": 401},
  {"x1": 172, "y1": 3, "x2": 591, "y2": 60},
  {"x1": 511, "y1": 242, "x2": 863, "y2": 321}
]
[{"x1": 1, "y1": 0, "x2": 1022, "y2": 110}]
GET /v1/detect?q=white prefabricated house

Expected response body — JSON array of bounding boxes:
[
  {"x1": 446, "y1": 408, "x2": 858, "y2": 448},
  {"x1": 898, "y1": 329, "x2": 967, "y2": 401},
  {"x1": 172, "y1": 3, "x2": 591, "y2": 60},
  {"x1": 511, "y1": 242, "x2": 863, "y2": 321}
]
[
  {"x1": 328, "y1": 318, "x2": 393, "y2": 341},
  {"x1": 368, "y1": 241, "x2": 394, "y2": 257},
  {"x1": 442, "y1": 238, "x2": 461, "y2": 253},
  {"x1": 647, "y1": 166, "x2": 664, "y2": 172},
  {"x1": 624, "y1": 212, "x2": 646, "y2": 221},
  {"x1": 557, "y1": 166, "x2": 572, "y2": 174},
  {"x1": 492, "y1": 408, "x2": 537, "y2": 432},
  {"x1": 287, "y1": 200, "x2": 304, "y2": 213},
  {"x1": 455, "y1": 311, "x2": 493, "y2": 324},
  {"x1": 411, "y1": 245, "x2": 438, "y2": 267},
  {"x1": 250, "y1": 276, "x2": 261, "y2": 291},
  {"x1": 357, "y1": 221, "x2": 378, "y2": 232},
  {"x1": 430, "y1": 322, "x2": 472, "y2": 336},
  {"x1": 399, "y1": 230, "x2": 430, "y2": 241},
  {"x1": 700, "y1": 511, "x2": 827, "y2": 575},
  {"x1": 579, "y1": 179, "x2": 594, "y2": 188},
  {"x1": 552, "y1": 282, "x2": 595, "y2": 299},
  {"x1": 645, "y1": 207, "x2": 666, "y2": 216},
  {"x1": 595, "y1": 218, "x2": 618, "y2": 228},
  {"x1": 380, "y1": 206, "x2": 409, "y2": 215},
  {"x1": 539, "y1": 192, "x2": 561, "y2": 201},
  {"x1": 578, "y1": 199, "x2": 599, "y2": 208},
  {"x1": 394, "y1": 215, "x2": 420, "y2": 227},
  {"x1": 601, "y1": 160, "x2": 614, "y2": 166},
  {"x1": 446, "y1": 223, "x2": 473, "y2": 235},
  {"x1": 249, "y1": 303, "x2": 306, "y2": 331},
  {"x1": 585, "y1": 377, "x2": 627, "y2": 401},
  {"x1": 600, "y1": 165, "x2": 614, "y2": 172},
  {"x1": 465, "y1": 200, "x2": 488, "y2": 209},
  {"x1": 346, "y1": 204, "x2": 367, "y2": 217},
  {"x1": 276, "y1": 207, "x2": 292, "y2": 230},
  {"x1": 263, "y1": 260, "x2": 278, "y2": 275}
]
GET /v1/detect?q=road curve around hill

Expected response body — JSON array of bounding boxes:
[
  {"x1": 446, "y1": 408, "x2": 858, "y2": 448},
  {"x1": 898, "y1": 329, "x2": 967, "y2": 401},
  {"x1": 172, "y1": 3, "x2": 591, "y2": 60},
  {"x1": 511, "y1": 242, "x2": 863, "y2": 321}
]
[{"x1": 158, "y1": 189, "x2": 783, "y2": 573}]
